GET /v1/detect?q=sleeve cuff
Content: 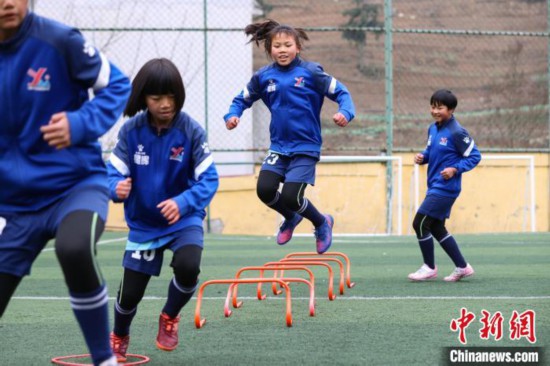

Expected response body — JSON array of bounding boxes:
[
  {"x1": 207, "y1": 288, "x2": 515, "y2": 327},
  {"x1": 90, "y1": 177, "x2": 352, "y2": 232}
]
[{"x1": 66, "y1": 111, "x2": 85, "y2": 145}]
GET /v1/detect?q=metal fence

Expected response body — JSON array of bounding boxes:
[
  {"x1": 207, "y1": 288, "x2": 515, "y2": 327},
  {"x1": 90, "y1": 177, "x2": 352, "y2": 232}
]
[{"x1": 35, "y1": 0, "x2": 549, "y2": 157}]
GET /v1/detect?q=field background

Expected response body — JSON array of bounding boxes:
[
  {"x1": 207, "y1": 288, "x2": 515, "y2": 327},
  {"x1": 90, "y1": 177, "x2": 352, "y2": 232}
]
[{"x1": 1, "y1": 231, "x2": 548, "y2": 365}]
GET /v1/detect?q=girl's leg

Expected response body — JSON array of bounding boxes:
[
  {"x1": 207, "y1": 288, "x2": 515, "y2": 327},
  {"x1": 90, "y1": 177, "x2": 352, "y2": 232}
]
[
  {"x1": 411, "y1": 212, "x2": 436, "y2": 269},
  {"x1": 163, "y1": 245, "x2": 202, "y2": 317},
  {"x1": 55, "y1": 210, "x2": 113, "y2": 365},
  {"x1": 280, "y1": 182, "x2": 325, "y2": 227},
  {"x1": 113, "y1": 268, "x2": 151, "y2": 336},
  {"x1": 256, "y1": 170, "x2": 295, "y2": 219},
  {"x1": 156, "y1": 245, "x2": 202, "y2": 351},
  {"x1": 431, "y1": 219, "x2": 467, "y2": 268},
  {"x1": 0, "y1": 273, "x2": 22, "y2": 318}
]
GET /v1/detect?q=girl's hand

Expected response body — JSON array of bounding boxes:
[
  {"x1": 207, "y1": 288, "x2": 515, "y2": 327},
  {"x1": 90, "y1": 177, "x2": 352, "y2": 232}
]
[
  {"x1": 414, "y1": 154, "x2": 424, "y2": 164},
  {"x1": 440, "y1": 167, "x2": 457, "y2": 180},
  {"x1": 225, "y1": 117, "x2": 240, "y2": 130},
  {"x1": 115, "y1": 178, "x2": 132, "y2": 200},
  {"x1": 40, "y1": 112, "x2": 71, "y2": 149},
  {"x1": 157, "y1": 199, "x2": 181, "y2": 225},
  {"x1": 333, "y1": 112, "x2": 349, "y2": 127}
]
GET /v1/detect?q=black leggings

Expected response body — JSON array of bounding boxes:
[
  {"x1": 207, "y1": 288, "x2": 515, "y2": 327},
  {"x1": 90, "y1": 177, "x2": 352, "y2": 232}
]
[
  {"x1": 256, "y1": 170, "x2": 307, "y2": 212},
  {"x1": 0, "y1": 273, "x2": 22, "y2": 317},
  {"x1": 412, "y1": 212, "x2": 449, "y2": 242},
  {"x1": 0, "y1": 210, "x2": 105, "y2": 317},
  {"x1": 117, "y1": 245, "x2": 202, "y2": 310}
]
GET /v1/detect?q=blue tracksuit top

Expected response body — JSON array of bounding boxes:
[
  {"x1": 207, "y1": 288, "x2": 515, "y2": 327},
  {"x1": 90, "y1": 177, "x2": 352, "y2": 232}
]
[
  {"x1": 419, "y1": 116, "x2": 481, "y2": 198},
  {"x1": 107, "y1": 111, "x2": 219, "y2": 242},
  {"x1": 224, "y1": 57, "x2": 355, "y2": 154},
  {"x1": 0, "y1": 12, "x2": 131, "y2": 212}
]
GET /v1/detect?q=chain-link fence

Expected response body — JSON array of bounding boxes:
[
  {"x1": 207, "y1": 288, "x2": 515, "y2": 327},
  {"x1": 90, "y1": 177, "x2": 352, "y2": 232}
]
[{"x1": 35, "y1": 0, "x2": 549, "y2": 163}]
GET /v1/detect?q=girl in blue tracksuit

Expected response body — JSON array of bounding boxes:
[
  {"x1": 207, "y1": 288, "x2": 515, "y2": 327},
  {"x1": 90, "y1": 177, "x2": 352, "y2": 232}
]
[
  {"x1": 408, "y1": 89, "x2": 481, "y2": 283},
  {"x1": 106, "y1": 58, "x2": 218, "y2": 361},
  {"x1": 224, "y1": 19, "x2": 355, "y2": 254},
  {"x1": 0, "y1": 2, "x2": 130, "y2": 365}
]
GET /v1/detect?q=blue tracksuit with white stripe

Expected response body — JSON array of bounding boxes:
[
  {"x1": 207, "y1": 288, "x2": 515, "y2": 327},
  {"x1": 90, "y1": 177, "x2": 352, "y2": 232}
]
[
  {"x1": 0, "y1": 12, "x2": 131, "y2": 213},
  {"x1": 419, "y1": 115, "x2": 481, "y2": 198},
  {"x1": 224, "y1": 56, "x2": 355, "y2": 154},
  {"x1": 107, "y1": 111, "x2": 219, "y2": 243}
]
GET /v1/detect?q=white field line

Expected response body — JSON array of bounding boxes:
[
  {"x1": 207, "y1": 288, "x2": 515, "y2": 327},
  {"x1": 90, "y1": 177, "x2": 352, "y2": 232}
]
[
  {"x1": 12, "y1": 295, "x2": 550, "y2": 301},
  {"x1": 42, "y1": 236, "x2": 128, "y2": 252}
]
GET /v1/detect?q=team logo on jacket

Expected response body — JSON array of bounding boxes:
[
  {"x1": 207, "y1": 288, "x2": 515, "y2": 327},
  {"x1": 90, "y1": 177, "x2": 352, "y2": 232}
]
[
  {"x1": 267, "y1": 80, "x2": 276, "y2": 93},
  {"x1": 201, "y1": 142, "x2": 210, "y2": 154},
  {"x1": 439, "y1": 137, "x2": 448, "y2": 146},
  {"x1": 82, "y1": 41, "x2": 97, "y2": 57},
  {"x1": 294, "y1": 77, "x2": 305, "y2": 87},
  {"x1": 463, "y1": 136, "x2": 471, "y2": 144},
  {"x1": 134, "y1": 144, "x2": 150, "y2": 165},
  {"x1": 170, "y1": 146, "x2": 184, "y2": 162},
  {"x1": 27, "y1": 68, "x2": 51, "y2": 91}
]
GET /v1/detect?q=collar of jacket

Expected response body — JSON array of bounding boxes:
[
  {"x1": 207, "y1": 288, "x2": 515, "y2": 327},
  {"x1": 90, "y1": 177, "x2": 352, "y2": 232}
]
[
  {"x1": 436, "y1": 115, "x2": 455, "y2": 129},
  {"x1": 273, "y1": 56, "x2": 301, "y2": 71},
  {"x1": 0, "y1": 11, "x2": 34, "y2": 50}
]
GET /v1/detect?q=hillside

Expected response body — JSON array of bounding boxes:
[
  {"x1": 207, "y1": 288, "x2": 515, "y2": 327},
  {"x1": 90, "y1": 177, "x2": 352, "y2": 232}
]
[{"x1": 249, "y1": 0, "x2": 548, "y2": 152}]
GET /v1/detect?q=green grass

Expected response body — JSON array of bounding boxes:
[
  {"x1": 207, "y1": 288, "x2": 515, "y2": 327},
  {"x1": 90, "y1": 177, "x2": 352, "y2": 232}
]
[{"x1": 1, "y1": 232, "x2": 549, "y2": 365}]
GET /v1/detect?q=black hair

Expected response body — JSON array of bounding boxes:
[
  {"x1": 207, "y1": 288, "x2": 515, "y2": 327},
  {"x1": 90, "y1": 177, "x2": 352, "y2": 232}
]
[
  {"x1": 124, "y1": 58, "x2": 185, "y2": 117},
  {"x1": 244, "y1": 19, "x2": 309, "y2": 58},
  {"x1": 430, "y1": 89, "x2": 458, "y2": 110}
]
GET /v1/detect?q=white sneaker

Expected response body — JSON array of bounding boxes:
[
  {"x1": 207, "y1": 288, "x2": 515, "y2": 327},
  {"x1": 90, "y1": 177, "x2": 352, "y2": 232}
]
[
  {"x1": 444, "y1": 263, "x2": 474, "y2": 282},
  {"x1": 98, "y1": 355, "x2": 120, "y2": 366},
  {"x1": 408, "y1": 264, "x2": 438, "y2": 281}
]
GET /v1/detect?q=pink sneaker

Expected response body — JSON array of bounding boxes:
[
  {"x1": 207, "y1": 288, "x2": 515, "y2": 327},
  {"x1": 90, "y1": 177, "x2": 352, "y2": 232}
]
[
  {"x1": 408, "y1": 264, "x2": 438, "y2": 281},
  {"x1": 444, "y1": 263, "x2": 474, "y2": 282},
  {"x1": 314, "y1": 214, "x2": 334, "y2": 254},
  {"x1": 276, "y1": 214, "x2": 303, "y2": 245}
]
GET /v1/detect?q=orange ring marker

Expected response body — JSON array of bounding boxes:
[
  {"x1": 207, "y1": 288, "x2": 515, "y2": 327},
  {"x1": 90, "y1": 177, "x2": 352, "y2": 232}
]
[
  {"x1": 195, "y1": 278, "x2": 294, "y2": 328},
  {"x1": 263, "y1": 261, "x2": 336, "y2": 300},
  {"x1": 280, "y1": 257, "x2": 346, "y2": 295},
  {"x1": 51, "y1": 353, "x2": 150, "y2": 366},
  {"x1": 228, "y1": 266, "x2": 315, "y2": 316},
  {"x1": 284, "y1": 251, "x2": 356, "y2": 288}
]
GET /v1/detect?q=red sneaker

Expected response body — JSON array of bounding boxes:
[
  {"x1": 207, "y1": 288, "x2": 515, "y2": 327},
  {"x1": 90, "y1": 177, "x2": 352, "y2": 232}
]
[
  {"x1": 110, "y1": 332, "x2": 129, "y2": 363},
  {"x1": 156, "y1": 312, "x2": 180, "y2": 351}
]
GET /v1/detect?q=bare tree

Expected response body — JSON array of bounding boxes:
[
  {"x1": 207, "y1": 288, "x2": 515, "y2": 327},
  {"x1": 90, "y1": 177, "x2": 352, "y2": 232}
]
[{"x1": 341, "y1": 0, "x2": 383, "y2": 75}]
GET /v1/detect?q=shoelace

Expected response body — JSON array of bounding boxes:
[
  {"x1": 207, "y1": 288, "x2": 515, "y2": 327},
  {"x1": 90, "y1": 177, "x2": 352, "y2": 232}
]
[
  {"x1": 163, "y1": 317, "x2": 179, "y2": 334},
  {"x1": 314, "y1": 227, "x2": 326, "y2": 240},
  {"x1": 111, "y1": 336, "x2": 127, "y2": 352}
]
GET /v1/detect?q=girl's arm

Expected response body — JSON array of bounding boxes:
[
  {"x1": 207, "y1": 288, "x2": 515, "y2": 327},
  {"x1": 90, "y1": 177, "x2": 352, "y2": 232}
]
[
  {"x1": 452, "y1": 129, "x2": 482, "y2": 174},
  {"x1": 224, "y1": 73, "x2": 262, "y2": 122},
  {"x1": 172, "y1": 125, "x2": 219, "y2": 216},
  {"x1": 107, "y1": 124, "x2": 131, "y2": 202},
  {"x1": 310, "y1": 63, "x2": 356, "y2": 123}
]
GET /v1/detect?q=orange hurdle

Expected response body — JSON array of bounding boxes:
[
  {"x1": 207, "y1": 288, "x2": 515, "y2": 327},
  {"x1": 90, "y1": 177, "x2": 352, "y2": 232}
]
[
  {"x1": 228, "y1": 265, "x2": 315, "y2": 316},
  {"x1": 280, "y1": 257, "x2": 346, "y2": 295},
  {"x1": 195, "y1": 278, "x2": 296, "y2": 328},
  {"x1": 284, "y1": 252, "x2": 356, "y2": 288},
  {"x1": 264, "y1": 261, "x2": 337, "y2": 300}
]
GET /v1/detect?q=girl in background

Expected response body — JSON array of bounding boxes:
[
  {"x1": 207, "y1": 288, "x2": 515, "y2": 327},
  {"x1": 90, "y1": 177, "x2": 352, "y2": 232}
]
[{"x1": 408, "y1": 89, "x2": 481, "y2": 282}]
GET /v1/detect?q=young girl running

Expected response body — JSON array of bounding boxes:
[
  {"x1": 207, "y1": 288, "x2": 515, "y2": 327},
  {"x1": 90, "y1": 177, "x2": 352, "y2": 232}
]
[
  {"x1": 408, "y1": 89, "x2": 481, "y2": 282},
  {"x1": 224, "y1": 19, "x2": 355, "y2": 254},
  {"x1": 107, "y1": 58, "x2": 219, "y2": 361}
]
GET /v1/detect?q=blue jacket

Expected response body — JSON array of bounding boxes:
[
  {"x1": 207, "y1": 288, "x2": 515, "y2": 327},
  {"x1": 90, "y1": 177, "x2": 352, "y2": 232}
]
[
  {"x1": 224, "y1": 57, "x2": 355, "y2": 154},
  {"x1": 419, "y1": 116, "x2": 481, "y2": 198},
  {"x1": 0, "y1": 12, "x2": 130, "y2": 212},
  {"x1": 107, "y1": 112, "x2": 219, "y2": 242}
]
